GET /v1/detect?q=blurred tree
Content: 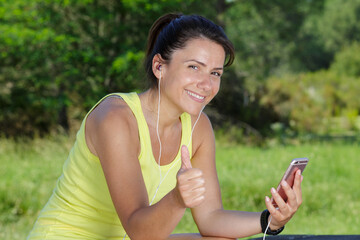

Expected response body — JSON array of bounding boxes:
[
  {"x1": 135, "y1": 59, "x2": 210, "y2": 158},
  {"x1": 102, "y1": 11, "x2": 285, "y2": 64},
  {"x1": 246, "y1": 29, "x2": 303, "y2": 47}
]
[
  {"x1": 224, "y1": 0, "x2": 325, "y2": 83},
  {"x1": 211, "y1": 0, "x2": 325, "y2": 135},
  {"x1": 297, "y1": 0, "x2": 360, "y2": 71},
  {"x1": 261, "y1": 71, "x2": 360, "y2": 135},
  {"x1": 0, "y1": 0, "x2": 219, "y2": 137},
  {"x1": 330, "y1": 42, "x2": 360, "y2": 78},
  {"x1": 2, "y1": 0, "x2": 360, "y2": 138},
  {"x1": 314, "y1": 0, "x2": 360, "y2": 53},
  {"x1": 0, "y1": 0, "x2": 64, "y2": 136}
]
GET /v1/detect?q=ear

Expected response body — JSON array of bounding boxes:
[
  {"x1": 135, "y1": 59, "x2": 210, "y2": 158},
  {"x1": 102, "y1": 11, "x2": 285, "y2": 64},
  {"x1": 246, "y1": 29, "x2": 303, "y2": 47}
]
[{"x1": 152, "y1": 54, "x2": 165, "y2": 79}]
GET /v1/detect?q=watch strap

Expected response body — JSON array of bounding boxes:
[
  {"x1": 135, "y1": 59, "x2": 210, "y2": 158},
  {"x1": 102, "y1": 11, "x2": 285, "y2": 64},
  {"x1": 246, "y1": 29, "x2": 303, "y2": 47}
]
[{"x1": 260, "y1": 209, "x2": 285, "y2": 235}]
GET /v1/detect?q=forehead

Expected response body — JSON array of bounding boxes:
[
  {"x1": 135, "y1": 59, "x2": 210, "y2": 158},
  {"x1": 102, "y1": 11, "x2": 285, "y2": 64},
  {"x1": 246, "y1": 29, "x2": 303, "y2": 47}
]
[{"x1": 170, "y1": 38, "x2": 226, "y2": 66}]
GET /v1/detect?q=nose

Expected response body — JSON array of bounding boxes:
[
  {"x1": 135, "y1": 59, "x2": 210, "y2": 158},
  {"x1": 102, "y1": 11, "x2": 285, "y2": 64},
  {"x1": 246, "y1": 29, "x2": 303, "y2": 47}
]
[{"x1": 197, "y1": 74, "x2": 212, "y2": 92}]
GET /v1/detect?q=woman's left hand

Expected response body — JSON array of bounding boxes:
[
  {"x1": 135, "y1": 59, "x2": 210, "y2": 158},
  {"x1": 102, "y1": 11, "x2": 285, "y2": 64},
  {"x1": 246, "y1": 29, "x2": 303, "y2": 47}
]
[{"x1": 264, "y1": 169, "x2": 304, "y2": 230}]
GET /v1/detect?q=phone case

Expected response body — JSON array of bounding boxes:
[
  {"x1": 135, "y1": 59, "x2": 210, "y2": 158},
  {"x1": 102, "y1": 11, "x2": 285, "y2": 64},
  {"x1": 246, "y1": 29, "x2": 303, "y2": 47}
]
[{"x1": 271, "y1": 158, "x2": 309, "y2": 207}]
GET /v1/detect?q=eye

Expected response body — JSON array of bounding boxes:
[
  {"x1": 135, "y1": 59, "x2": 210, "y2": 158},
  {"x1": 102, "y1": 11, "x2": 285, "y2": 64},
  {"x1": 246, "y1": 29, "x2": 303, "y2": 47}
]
[
  {"x1": 211, "y1": 71, "x2": 222, "y2": 77},
  {"x1": 189, "y1": 65, "x2": 198, "y2": 70}
]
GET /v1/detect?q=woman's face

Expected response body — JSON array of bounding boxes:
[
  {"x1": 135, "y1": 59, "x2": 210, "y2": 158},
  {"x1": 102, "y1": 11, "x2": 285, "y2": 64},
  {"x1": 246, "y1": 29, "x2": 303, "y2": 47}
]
[{"x1": 160, "y1": 38, "x2": 226, "y2": 116}]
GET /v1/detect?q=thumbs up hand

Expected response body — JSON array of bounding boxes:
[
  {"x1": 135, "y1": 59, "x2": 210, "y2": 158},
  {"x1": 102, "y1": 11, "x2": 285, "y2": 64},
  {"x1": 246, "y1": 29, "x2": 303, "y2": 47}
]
[{"x1": 175, "y1": 145, "x2": 205, "y2": 208}]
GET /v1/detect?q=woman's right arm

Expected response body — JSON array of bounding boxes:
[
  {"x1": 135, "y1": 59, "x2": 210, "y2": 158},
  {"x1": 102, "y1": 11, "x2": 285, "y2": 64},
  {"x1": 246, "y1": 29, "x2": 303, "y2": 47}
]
[{"x1": 85, "y1": 98, "x2": 204, "y2": 240}]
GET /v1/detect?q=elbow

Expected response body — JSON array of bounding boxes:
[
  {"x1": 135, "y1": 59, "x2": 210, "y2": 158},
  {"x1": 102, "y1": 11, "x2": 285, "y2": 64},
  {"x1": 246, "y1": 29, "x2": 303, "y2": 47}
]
[
  {"x1": 198, "y1": 231, "x2": 236, "y2": 240},
  {"x1": 126, "y1": 229, "x2": 169, "y2": 240},
  {"x1": 197, "y1": 223, "x2": 213, "y2": 237},
  {"x1": 198, "y1": 226, "x2": 237, "y2": 240},
  {"x1": 129, "y1": 234, "x2": 167, "y2": 240}
]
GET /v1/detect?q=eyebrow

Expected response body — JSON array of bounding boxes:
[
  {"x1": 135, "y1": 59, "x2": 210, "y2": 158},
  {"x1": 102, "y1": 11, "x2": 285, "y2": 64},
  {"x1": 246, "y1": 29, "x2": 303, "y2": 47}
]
[{"x1": 185, "y1": 59, "x2": 223, "y2": 70}]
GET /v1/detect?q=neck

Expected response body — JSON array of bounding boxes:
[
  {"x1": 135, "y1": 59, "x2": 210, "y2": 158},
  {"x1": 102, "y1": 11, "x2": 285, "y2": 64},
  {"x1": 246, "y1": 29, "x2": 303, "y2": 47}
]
[{"x1": 140, "y1": 88, "x2": 182, "y2": 131}]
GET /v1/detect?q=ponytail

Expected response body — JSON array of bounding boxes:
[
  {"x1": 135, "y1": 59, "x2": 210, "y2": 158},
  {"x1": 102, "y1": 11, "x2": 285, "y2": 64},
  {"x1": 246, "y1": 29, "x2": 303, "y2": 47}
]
[{"x1": 145, "y1": 13, "x2": 182, "y2": 60}]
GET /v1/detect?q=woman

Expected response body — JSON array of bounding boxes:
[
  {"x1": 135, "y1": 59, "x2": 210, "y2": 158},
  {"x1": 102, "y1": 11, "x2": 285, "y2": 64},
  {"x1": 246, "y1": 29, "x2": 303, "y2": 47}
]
[{"x1": 27, "y1": 13, "x2": 303, "y2": 240}]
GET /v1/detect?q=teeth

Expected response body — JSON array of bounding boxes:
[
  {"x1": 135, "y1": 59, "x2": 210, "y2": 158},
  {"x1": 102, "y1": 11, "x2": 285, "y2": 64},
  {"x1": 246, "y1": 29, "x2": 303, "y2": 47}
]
[{"x1": 186, "y1": 90, "x2": 204, "y2": 100}]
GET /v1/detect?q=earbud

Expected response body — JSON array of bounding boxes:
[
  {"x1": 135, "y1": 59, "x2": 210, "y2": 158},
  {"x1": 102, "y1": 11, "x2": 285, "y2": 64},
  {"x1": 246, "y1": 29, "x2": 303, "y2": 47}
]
[{"x1": 158, "y1": 65, "x2": 162, "y2": 71}]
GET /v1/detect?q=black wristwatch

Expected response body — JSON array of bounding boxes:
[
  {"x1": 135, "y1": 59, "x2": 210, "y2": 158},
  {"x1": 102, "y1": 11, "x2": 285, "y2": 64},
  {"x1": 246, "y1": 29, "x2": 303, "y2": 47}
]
[{"x1": 260, "y1": 209, "x2": 285, "y2": 235}]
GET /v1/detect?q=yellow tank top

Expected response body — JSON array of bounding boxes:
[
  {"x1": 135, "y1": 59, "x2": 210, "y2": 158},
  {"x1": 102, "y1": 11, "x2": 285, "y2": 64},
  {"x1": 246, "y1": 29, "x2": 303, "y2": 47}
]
[{"x1": 27, "y1": 92, "x2": 193, "y2": 239}]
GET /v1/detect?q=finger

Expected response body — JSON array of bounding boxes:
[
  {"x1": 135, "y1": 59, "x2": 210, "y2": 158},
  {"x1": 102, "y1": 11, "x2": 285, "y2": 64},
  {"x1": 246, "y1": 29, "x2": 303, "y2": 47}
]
[
  {"x1": 292, "y1": 170, "x2": 303, "y2": 205},
  {"x1": 187, "y1": 194, "x2": 205, "y2": 208},
  {"x1": 270, "y1": 187, "x2": 288, "y2": 213},
  {"x1": 265, "y1": 196, "x2": 280, "y2": 219},
  {"x1": 280, "y1": 180, "x2": 297, "y2": 210},
  {"x1": 182, "y1": 168, "x2": 203, "y2": 180},
  {"x1": 183, "y1": 188, "x2": 206, "y2": 208},
  {"x1": 178, "y1": 175, "x2": 204, "y2": 192},
  {"x1": 182, "y1": 186, "x2": 206, "y2": 199},
  {"x1": 178, "y1": 171, "x2": 205, "y2": 189},
  {"x1": 181, "y1": 145, "x2": 192, "y2": 170},
  {"x1": 265, "y1": 196, "x2": 288, "y2": 230},
  {"x1": 176, "y1": 169, "x2": 203, "y2": 191},
  {"x1": 190, "y1": 177, "x2": 205, "y2": 189}
]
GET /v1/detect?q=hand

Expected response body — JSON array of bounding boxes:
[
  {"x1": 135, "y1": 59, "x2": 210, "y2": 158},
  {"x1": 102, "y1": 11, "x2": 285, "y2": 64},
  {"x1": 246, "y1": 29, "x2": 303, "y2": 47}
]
[
  {"x1": 175, "y1": 145, "x2": 205, "y2": 208},
  {"x1": 265, "y1": 169, "x2": 304, "y2": 230}
]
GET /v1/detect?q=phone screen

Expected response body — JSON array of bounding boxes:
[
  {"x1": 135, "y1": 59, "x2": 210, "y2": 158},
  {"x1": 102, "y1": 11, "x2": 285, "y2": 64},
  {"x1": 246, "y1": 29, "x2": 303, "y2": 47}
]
[{"x1": 271, "y1": 158, "x2": 308, "y2": 207}]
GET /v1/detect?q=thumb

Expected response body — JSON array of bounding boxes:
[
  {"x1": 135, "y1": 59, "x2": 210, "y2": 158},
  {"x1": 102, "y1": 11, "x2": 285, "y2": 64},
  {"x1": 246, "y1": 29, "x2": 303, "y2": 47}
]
[{"x1": 181, "y1": 145, "x2": 192, "y2": 170}]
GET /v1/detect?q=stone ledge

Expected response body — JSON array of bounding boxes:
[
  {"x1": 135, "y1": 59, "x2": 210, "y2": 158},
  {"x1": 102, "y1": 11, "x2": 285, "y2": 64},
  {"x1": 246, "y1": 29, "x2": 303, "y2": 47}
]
[{"x1": 250, "y1": 235, "x2": 360, "y2": 240}]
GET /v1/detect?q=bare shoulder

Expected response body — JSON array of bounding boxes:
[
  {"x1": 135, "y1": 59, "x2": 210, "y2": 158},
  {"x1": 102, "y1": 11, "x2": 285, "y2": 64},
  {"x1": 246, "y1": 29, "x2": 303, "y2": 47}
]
[
  {"x1": 191, "y1": 112, "x2": 215, "y2": 157},
  {"x1": 86, "y1": 96, "x2": 139, "y2": 158},
  {"x1": 88, "y1": 96, "x2": 135, "y2": 128}
]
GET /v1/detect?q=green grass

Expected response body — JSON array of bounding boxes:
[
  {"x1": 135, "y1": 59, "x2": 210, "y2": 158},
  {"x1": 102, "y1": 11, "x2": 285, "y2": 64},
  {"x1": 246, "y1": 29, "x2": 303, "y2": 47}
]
[
  {"x1": 175, "y1": 142, "x2": 360, "y2": 238},
  {"x1": 1, "y1": 136, "x2": 359, "y2": 239},
  {"x1": 0, "y1": 136, "x2": 72, "y2": 240}
]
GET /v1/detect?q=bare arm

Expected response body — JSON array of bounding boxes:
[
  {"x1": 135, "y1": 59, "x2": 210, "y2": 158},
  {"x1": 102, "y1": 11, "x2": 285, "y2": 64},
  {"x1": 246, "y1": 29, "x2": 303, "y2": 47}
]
[
  {"x1": 190, "y1": 113, "x2": 303, "y2": 238},
  {"x1": 86, "y1": 98, "x2": 205, "y2": 240}
]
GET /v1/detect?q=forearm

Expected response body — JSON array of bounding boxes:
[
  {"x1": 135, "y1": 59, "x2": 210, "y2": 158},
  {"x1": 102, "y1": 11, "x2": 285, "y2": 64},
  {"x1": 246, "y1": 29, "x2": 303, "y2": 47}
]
[
  {"x1": 196, "y1": 209, "x2": 262, "y2": 239},
  {"x1": 125, "y1": 190, "x2": 185, "y2": 240}
]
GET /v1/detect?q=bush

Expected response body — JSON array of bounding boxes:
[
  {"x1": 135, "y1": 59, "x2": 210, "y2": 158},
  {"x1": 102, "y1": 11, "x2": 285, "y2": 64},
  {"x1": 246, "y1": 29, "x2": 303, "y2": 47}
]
[
  {"x1": 330, "y1": 42, "x2": 360, "y2": 78},
  {"x1": 261, "y1": 70, "x2": 360, "y2": 135}
]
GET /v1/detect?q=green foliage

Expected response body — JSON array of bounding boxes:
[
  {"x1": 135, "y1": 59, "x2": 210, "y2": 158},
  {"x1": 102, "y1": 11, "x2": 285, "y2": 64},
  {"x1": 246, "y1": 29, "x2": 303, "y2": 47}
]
[
  {"x1": 224, "y1": 0, "x2": 325, "y2": 82},
  {"x1": 261, "y1": 71, "x2": 360, "y2": 134},
  {"x1": 0, "y1": 7, "x2": 68, "y2": 135},
  {"x1": 214, "y1": 0, "x2": 332, "y2": 133},
  {"x1": 297, "y1": 0, "x2": 360, "y2": 71},
  {"x1": 2, "y1": 0, "x2": 360, "y2": 138},
  {"x1": 0, "y1": 0, "x2": 219, "y2": 137},
  {"x1": 314, "y1": 0, "x2": 360, "y2": 53},
  {"x1": 330, "y1": 42, "x2": 360, "y2": 78}
]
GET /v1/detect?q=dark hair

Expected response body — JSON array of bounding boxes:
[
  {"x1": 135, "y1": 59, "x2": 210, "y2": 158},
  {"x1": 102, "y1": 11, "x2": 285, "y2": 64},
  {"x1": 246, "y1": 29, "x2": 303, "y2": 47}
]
[{"x1": 145, "y1": 13, "x2": 235, "y2": 88}]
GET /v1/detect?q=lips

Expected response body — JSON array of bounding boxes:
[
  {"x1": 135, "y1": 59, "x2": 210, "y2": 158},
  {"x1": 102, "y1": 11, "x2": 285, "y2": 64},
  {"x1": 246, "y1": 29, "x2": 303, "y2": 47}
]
[{"x1": 186, "y1": 90, "x2": 205, "y2": 102}]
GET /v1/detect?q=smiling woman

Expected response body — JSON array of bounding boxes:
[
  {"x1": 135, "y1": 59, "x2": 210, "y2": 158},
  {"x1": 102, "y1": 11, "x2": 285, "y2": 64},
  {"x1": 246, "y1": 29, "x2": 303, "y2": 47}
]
[
  {"x1": 27, "y1": 13, "x2": 303, "y2": 240},
  {"x1": 153, "y1": 38, "x2": 225, "y2": 116}
]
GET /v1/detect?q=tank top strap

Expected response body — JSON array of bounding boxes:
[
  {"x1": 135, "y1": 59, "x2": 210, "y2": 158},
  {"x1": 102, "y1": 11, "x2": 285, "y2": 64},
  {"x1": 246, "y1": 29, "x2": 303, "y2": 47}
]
[
  {"x1": 179, "y1": 112, "x2": 193, "y2": 155},
  {"x1": 117, "y1": 92, "x2": 192, "y2": 158},
  {"x1": 115, "y1": 93, "x2": 152, "y2": 158},
  {"x1": 84, "y1": 92, "x2": 192, "y2": 157}
]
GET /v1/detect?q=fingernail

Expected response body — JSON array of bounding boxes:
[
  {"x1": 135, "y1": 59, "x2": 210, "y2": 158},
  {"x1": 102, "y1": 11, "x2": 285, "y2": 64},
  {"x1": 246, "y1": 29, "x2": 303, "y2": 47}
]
[
  {"x1": 282, "y1": 181, "x2": 288, "y2": 187},
  {"x1": 265, "y1": 196, "x2": 270, "y2": 202},
  {"x1": 271, "y1": 187, "x2": 276, "y2": 194},
  {"x1": 297, "y1": 170, "x2": 302, "y2": 175}
]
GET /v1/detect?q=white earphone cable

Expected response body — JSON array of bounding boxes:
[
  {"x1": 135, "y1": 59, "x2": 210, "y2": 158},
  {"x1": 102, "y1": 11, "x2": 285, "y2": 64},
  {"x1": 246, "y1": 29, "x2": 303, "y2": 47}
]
[
  {"x1": 123, "y1": 70, "x2": 204, "y2": 239},
  {"x1": 156, "y1": 70, "x2": 163, "y2": 188},
  {"x1": 150, "y1": 69, "x2": 204, "y2": 205},
  {"x1": 262, "y1": 215, "x2": 272, "y2": 240}
]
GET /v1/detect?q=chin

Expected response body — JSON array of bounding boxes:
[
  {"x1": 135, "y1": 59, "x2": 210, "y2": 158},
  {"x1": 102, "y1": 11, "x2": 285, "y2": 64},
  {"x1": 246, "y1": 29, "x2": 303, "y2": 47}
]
[{"x1": 184, "y1": 106, "x2": 205, "y2": 117}]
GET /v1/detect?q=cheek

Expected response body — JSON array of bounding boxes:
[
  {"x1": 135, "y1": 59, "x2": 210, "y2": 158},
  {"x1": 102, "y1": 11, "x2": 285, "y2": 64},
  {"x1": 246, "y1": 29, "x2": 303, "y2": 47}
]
[
  {"x1": 213, "y1": 80, "x2": 221, "y2": 95},
  {"x1": 207, "y1": 81, "x2": 220, "y2": 103}
]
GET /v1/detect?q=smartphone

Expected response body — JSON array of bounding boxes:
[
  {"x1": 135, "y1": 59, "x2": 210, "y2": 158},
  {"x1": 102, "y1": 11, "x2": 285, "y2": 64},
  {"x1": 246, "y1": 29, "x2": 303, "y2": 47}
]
[{"x1": 271, "y1": 158, "x2": 309, "y2": 207}]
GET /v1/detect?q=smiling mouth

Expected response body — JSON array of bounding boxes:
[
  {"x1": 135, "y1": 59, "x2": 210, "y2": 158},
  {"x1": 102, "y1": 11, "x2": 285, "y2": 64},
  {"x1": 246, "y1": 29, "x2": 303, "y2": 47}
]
[{"x1": 186, "y1": 90, "x2": 205, "y2": 100}]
